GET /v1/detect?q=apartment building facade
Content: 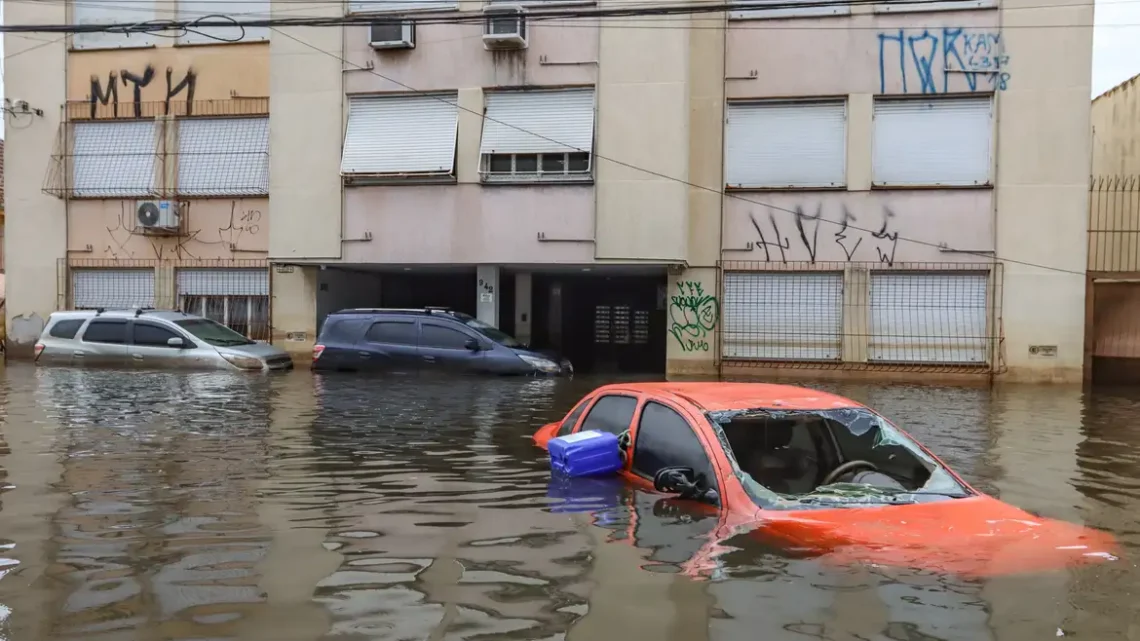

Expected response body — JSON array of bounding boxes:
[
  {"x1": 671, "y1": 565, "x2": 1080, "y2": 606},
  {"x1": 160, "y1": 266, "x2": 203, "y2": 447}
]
[
  {"x1": 4, "y1": 0, "x2": 273, "y2": 354},
  {"x1": 6, "y1": 0, "x2": 1092, "y2": 382}
]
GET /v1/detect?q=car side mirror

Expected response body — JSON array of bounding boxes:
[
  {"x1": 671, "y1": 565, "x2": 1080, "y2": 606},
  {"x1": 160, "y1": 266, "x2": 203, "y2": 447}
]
[
  {"x1": 653, "y1": 466, "x2": 719, "y2": 505},
  {"x1": 167, "y1": 337, "x2": 185, "y2": 348},
  {"x1": 464, "y1": 338, "x2": 482, "y2": 351}
]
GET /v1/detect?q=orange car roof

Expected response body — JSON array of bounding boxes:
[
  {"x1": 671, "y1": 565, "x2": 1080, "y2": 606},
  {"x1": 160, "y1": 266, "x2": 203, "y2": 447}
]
[{"x1": 594, "y1": 382, "x2": 864, "y2": 412}]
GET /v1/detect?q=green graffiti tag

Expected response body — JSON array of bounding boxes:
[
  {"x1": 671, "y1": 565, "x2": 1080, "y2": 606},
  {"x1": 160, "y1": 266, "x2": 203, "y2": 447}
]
[{"x1": 668, "y1": 281, "x2": 720, "y2": 352}]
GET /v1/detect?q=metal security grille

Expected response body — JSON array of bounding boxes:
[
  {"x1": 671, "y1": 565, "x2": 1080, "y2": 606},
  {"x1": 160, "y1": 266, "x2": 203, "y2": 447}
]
[
  {"x1": 1088, "y1": 175, "x2": 1140, "y2": 272},
  {"x1": 719, "y1": 261, "x2": 1002, "y2": 373},
  {"x1": 177, "y1": 117, "x2": 270, "y2": 196},
  {"x1": 176, "y1": 268, "x2": 270, "y2": 340},
  {"x1": 71, "y1": 121, "x2": 159, "y2": 198},
  {"x1": 71, "y1": 269, "x2": 157, "y2": 309},
  {"x1": 722, "y1": 272, "x2": 844, "y2": 361}
]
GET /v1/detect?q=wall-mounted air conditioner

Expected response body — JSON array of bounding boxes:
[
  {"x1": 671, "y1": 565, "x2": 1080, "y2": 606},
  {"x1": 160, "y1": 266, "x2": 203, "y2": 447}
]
[
  {"x1": 482, "y1": 5, "x2": 527, "y2": 50},
  {"x1": 370, "y1": 20, "x2": 415, "y2": 49},
  {"x1": 135, "y1": 200, "x2": 181, "y2": 233}
]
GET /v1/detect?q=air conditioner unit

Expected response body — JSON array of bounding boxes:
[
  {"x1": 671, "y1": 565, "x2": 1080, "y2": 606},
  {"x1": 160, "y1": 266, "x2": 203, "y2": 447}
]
[
  {"x1": 370, "y1": 20, "x2": 415, "y2": 49},
  {"x1": 136, "y1": 200, "x2": 181, "y2": 233},
  {"x1": 482, "y1": 4, "x2": 527, "y2": 50}
]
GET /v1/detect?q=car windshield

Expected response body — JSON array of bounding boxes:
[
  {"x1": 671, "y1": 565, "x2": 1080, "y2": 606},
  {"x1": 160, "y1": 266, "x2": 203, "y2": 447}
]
[
  {"x1": 174, "y1": 318, "x2": 255, "y2": 346},
  {"x1": 706, "y1": 407, "x2": 971, "y2": 509},
  {"x1": 455, "y1": 314, "x2": 523, "y2": 348}
]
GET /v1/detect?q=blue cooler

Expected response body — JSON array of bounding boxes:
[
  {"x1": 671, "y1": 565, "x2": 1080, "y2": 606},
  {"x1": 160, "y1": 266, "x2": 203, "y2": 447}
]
[{"x1": 548, "y1": 430, "x2": 623, "y2": 478}]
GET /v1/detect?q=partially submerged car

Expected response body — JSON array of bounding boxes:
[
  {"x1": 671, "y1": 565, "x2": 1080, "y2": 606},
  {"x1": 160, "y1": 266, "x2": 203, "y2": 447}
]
[{"x1": 534, "y1": 382, "x2": 1120, "y2": 577}]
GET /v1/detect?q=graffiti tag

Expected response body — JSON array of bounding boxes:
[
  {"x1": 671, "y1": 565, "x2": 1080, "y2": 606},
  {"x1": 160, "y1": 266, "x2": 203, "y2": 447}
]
[
  {"x1": 668, "y1": 281, "x2": 720, "y2": 352},
  {"x1": 878, "y1": 28, "x2": 1010, "y2": 95}
]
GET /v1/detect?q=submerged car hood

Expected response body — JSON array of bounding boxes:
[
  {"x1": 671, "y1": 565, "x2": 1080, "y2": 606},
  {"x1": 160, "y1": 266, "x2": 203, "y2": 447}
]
[
  {"x1": 511, "y1": 347, "x2": 563, "y2": 361},
  {"x1": 754, "y1": 495, "x2": 1119, "y2": 577},
  {"x1": 216, "y1": 341, "x2": 290, "y2": 359}
]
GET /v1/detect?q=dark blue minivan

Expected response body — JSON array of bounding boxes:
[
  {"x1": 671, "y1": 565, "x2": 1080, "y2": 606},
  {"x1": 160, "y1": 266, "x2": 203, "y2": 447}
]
[{"x1": 312, "y1": 307, "x2": 573, "y2": 376}]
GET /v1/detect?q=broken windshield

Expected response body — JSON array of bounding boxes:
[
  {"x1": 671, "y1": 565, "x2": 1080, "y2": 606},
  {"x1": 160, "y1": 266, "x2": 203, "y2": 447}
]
[{"x1": 706, "y1": 407, "x2": 971, "y2": 510}]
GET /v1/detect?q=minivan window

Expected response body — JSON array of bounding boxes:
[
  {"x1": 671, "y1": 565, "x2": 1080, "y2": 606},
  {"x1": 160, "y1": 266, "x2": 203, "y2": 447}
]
[
  {"x1": 49, "y1": 319, "x2": 85, "y2": 339},
  {"x1": 364, "y1": 321, "x2": 417, "y2": 345},
  {"x1": 322, "y1": 318, "x2": 369, "y2": 343},
  {"x1": 578, "y1": 395, "x2": 639, "y2": 436},
  {"x1": 133, "y1": 323, "x2": 185, "y2": 348},
  {"x1": 174, "y1": 318, "x2": 254, "y2": 346},
  {"x1": 461, "y1": 316, "x2": 522, "y2": 348},
  {"x1": 82, "y1": 320, "x2": 128, "y2": 344},
  {"x1": 421, "y1": 324, "x2": 472, "y2": 350}
]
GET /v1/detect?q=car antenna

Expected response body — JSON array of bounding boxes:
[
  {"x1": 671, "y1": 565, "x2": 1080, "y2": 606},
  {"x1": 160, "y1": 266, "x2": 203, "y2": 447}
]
[{"x1": 95, "y1": 307, "x2": 105, "y2": 316}]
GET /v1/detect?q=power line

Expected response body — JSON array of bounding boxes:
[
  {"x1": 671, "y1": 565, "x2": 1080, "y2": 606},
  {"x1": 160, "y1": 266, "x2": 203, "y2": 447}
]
[{"x1": 265, "y1": 25, "x2": 1087, "y2": 277}]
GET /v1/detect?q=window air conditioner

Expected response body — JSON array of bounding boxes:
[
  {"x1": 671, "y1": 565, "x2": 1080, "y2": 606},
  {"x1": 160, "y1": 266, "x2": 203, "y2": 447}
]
[
  {"x1": 370, "y1": 20, "x2": 416, "y2": 49},
  {"x1": 136, "y1": 200, "x2": 182, "y2": 234},
  {"x1": 482, "y1": 4, "x2": 527, "y2": 50}
]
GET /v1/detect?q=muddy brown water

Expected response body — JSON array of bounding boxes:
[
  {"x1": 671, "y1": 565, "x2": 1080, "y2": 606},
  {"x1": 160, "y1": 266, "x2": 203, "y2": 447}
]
[{"x1": 0, "y1": 363, "x2": 1136, "y2": 641}]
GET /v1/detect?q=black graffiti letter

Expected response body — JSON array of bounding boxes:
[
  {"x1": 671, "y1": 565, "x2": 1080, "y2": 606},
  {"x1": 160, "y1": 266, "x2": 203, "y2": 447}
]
[
  {"x1": 834, "y1": 206, "x2": 863, "y2": 261},
  {"x1": 165, "y1": 67, "x2": 197, "y2": 115},
  {"x1": 89, "y1": 72, "x2": 119, "y2": 119},
  {"x1": 120, "y1": 65, "x2": 155, "y2": 119},
  {"x1": 871, "y1": 207, "x2": 900, "y2": 266},
  {"x1": 793, "y1": 204, "x2": 822, "y2": 264}
]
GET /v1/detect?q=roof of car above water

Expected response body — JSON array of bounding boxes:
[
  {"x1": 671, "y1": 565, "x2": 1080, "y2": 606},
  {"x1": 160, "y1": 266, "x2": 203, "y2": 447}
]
[
  {"x1": 50, "y1": 309, "x2": 195, "y2": 322},
  {"x1": 330, "y1": 307, "x2": 467, "y2": 319},
  {"x1": 592, "y1": 382, "x2": 864, "y2": 412}
]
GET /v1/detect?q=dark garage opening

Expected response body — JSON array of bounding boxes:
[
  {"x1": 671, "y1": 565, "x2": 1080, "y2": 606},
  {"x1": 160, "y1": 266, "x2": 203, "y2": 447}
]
[
  {"x1": 381, "y1": 270, "x2": 479, "y2": 316},
  {"x1": 529, "y1": 271, "x2": 667, "y2": 375}
]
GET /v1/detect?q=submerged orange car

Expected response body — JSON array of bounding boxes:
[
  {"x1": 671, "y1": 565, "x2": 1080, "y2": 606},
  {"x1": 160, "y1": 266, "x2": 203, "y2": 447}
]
[{"x1": 534, "y1": 382, "x2": 1120, "y2": 578}]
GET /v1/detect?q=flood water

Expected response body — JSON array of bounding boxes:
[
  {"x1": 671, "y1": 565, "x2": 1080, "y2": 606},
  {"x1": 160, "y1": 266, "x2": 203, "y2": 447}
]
[{"x1": 0, "y1": 363, "x2": 1137, "y2": 641}]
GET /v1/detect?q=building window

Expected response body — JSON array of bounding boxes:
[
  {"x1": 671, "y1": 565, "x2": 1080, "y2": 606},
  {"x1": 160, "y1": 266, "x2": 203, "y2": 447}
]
[
  {"x1": 479, "y1": 88, "x2": 595, "y2": 184},
  {"x1": 71, "y1": 121, "x2": 159, "y2": 198},
  {"x1": 721, "y1": 272, "x2": 844, "y2": 361},
  {"x1": 872, "y1": 96, "x2": 993, "y2": 187},
  {"x1": 874, "y1": 0, "x2": 995, "y2": 13},
  {"x1": 178, "y1": 117, "x2": 270, "y2": 196},
  {"x1": 71, "y1": 269, "x2": 157, "y2": 309},
  {"x1": 178, "y1": 0, "x2": 270, "y2": 43},
  {"x1": 176, "y1": 268, "x2": 270, "y2": 340},
  {"x1": 725, "y1": 100, "x2": 847, "y2": 189},
  {"x1": 349, "y1": 0, "x2": 456, "y2": 13},
  {"x1": 868, "y1": 271, "x2": 989, "y2": 365},
  {"x1": 729, "y1": 0, "x2": 850, "y2": 20},
  {"x1": 341, "y1": 93, "x2": 459, "y2": 178}
]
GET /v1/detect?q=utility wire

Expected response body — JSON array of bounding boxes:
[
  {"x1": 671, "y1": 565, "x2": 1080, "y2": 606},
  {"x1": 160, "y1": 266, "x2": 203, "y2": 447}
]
[{"x1": 263, "y1": 26, "x2": 1087, "y2": 276}]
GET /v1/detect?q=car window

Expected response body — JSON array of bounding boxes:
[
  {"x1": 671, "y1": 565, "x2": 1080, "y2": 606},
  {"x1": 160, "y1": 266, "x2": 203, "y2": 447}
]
[
  {"x1": 322, "y1": 318, "x2": 369, "y2": 343},
  {"x1": 81, "y1": 320, "x2": 128, "y2": 344},
  {"x1": 421, "y1": 323, "x2": 472, "y2": 350},
  {"x1": 48, "y1": 319, "x2": 85, "y2": 339},
  {"x1": 556, "y1": 398, "x2": 592, "y2": 437},
  {"x1": 632, "y1": 402, "x2": 719, "y2": 494},
  {"x1": 363, "y1": 321, "x2": 418, "y2": 345},
  {"x1": 578, "y1": 395, "x2": 638, "y2": 436},
  {"x1": 133, "y1": 323, "x2": 184, "y2": 348}
]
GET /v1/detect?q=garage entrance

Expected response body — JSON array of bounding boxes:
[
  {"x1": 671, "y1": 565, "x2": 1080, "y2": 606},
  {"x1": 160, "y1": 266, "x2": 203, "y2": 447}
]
[
  {"x1": 529, "y1": 269, "x2": 668, "y2": 375},
  {"x1": 1090, "y1": 280, "x2": 1140, "y2": 384}
]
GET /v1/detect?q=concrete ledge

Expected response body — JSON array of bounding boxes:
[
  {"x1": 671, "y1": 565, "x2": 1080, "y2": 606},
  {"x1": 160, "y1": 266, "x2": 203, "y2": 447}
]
[{"x1": 719, "y1": 362, "x2": 994, "y2": 386}]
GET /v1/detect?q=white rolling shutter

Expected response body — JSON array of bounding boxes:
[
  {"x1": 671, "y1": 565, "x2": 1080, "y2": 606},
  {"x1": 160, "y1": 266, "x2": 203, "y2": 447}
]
[
  {"x1": 725, "y1": 101, "x2": 846, "y2": 188},
  {"x1": 349, "y1": 0, "x2": 456, "y2": 12},
  {"x1": 341, "y1": 93, "x2": 459, "y2": 175},
  {"x1": 872, "y1": 97, "x2": 992, "y2": 186},
  {"x1": 480, "y1": 89, "x2": 596, "y2": 155},
  {"x1": 176, "y1": 269, "x2": 270, "y2": 296},
  {"x1": 72, "y1": 1, "x2": 158, "y2": 49},
  {"x1": 178, "y1": 117, "x2": 270, "y2": 196},
  {"x1": 71, "y1": 269, "x2": 156, "y2": 309},
  {"x1": 73, "y1": 121, "x2": 159, "y2": 198},
  {"x1": 722, "y1": 272, "x2": 844, "y2": 361},
  {"x1": 178, "y1": 0, "x2": 270, "y2": 43},
  {"x1": 869, "y1": 272, "x2": 989, "y2": 364}
]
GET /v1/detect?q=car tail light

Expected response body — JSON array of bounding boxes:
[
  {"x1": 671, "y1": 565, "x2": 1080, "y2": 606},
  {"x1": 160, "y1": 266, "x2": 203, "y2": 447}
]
[
  {"x1": 312, "y1": 344, "x2": 325, "y2": 361},
  {"x1": 34, "y1": 343, "x2": 45, "y2": 361}
]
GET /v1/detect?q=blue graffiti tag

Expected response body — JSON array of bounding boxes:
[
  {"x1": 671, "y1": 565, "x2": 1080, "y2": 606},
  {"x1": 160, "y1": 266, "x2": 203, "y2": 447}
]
[{"x1": 878, "y1": 28, "x2": 1011, "y2": 94}]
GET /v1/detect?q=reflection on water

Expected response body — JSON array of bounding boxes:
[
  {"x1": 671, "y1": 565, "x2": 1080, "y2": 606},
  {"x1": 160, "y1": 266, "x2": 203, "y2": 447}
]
[{"x1": 0, "y1": 364, "x2": 1136, "y2": 641}]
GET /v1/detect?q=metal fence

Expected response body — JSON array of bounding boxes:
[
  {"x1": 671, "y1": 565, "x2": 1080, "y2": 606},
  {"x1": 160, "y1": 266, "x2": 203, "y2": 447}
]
[
  {"x1": 59, "y1": 259, "x2": 272, "y2": 341},
  {"x1": 1089, "y1": 175, "x2": 1140, "y2": 273},
  {"x1": 715, "y1": 261, "x2": 1003, "y2": 374}
]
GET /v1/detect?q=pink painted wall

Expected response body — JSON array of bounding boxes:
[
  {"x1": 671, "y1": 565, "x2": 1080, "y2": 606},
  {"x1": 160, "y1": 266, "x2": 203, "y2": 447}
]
[
  {"x1": 722, "y1": 190, "x2": 994, "y2": 264},
  {"x1": 342, "y1": 185, "x2": 595, "y2": 264},
  {"x1": 67, "y1": 198, "x2": 269, "y2": 260},
  {"x1": 344, "y1": 22, "x2": 599, "y2": 94},
  {"x1": 726, "y1": 12, "x2": 1002, "y2": 98}
]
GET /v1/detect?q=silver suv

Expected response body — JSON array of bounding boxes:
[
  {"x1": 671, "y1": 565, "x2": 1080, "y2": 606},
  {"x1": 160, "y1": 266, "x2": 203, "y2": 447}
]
[{"x1": 35, "y1": 308, "x2": 294, "y2": 371}]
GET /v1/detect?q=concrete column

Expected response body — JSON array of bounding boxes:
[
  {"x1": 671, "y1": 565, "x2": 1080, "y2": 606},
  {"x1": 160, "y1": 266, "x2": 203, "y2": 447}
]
[
  {"x1": 845, "y1": 93, "x2": 873, "y2": 192},
  {"x1": 665, "y1": 267, "x2": 719, "y2": 378},
  {"x1": 456, "y1": 88, "x2": 485, "y2": 184},
  {"x1": 514, "y1": 272, "x2": 532, "y2": 345},
  {"x1": 841, "y1": 265, "x2": 870, "y2": 363},
  {"x1": 271, "y1": 265, "x2": 319, "y2": 364},
  {"x1": 155, "y1": 265, "x2": 177, "y2": 309},
  {"x1": 476, "y1": 265, "x2": 500, "y2": 326}
]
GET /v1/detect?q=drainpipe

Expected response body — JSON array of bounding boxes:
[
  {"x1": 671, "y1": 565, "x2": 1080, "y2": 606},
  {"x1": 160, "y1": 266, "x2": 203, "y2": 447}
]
[{"x1": 989, "y1": 6, "x2": 1005, "y2": 385}]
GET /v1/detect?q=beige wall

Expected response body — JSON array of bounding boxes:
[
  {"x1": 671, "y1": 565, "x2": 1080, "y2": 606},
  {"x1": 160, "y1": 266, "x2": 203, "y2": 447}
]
[
  {"x1": 68, "y1": 198, "x2": 269, "y2": 260},
  {"x1": 995, "y1": 0, "x2": 1093, "y2": 383},
  {"x1": 269, "y1": 4, "x2": 345, "y2": 261},
  {"x1": 3, "y1": 0, "x2": 68, "y2": 355},
  {"x1": 343, "y1": 186, "x2": 595, "y2": 264},
  {"x1": 1091, "y1": 74, "x2": 1140, "y2": 176}
]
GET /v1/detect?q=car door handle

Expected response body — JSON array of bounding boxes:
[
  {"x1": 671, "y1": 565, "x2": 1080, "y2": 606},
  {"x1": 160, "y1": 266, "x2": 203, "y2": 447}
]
[
  {"x1": 358, "y1": 351, "x2": 370, "y2": 357},
  {"x1": 73, "y1": 351, "x2": 83, "y2": 357},
  {"x1": 422, "y1": 355, "x2": 436, "y2": 362},
  {"x1": 133, "y1": 354, "x2": 143, "y2": 360}
]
